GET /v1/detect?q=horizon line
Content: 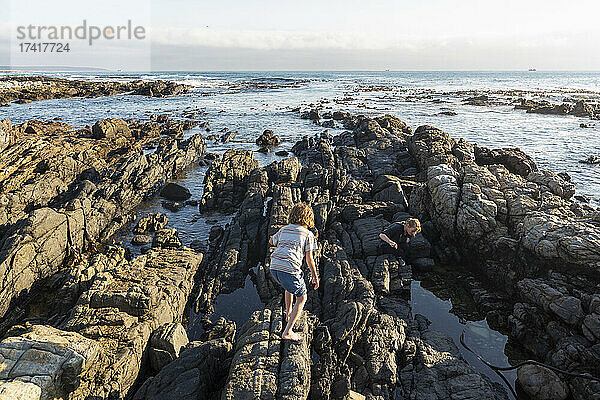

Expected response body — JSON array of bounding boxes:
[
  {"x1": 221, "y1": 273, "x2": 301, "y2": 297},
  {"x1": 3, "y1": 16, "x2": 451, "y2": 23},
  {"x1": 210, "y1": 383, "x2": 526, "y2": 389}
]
[{"x1": 3, "y1": 68, "x2": 600, "y2": 73}]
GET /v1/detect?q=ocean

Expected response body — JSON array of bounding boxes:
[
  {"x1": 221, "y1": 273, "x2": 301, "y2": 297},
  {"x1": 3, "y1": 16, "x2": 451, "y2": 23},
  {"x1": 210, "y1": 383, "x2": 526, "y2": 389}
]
[{"x1": 2, "y1": 70, "x2": 599, "y2": 206}]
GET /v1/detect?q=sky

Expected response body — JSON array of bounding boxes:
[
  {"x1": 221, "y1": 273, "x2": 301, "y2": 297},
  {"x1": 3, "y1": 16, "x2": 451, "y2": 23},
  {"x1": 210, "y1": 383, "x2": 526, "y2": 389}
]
[{"x1": 1, "y1": 0, "x2": 599, "y2": 71}]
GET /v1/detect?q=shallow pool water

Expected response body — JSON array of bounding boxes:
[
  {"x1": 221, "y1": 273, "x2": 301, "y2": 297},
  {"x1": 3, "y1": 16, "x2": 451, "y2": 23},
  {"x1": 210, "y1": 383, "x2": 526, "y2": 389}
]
[{"x1": 411, "y1": 280, "x2": 519, "y2": 398}]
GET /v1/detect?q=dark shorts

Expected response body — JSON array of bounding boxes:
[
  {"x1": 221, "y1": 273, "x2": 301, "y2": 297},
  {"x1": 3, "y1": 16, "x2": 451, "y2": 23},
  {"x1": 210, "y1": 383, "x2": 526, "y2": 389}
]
[{"x1": 270, "y1": 269, "x2": 307, "y2": 297}]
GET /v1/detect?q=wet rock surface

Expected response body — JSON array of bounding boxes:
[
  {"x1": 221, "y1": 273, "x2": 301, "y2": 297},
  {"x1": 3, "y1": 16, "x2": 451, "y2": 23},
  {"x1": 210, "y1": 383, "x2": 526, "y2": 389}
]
[
  {"x1": 399, "y1": 316, "x2": 508, "y2": 400},
  {"x1": 517, "y1": 364, "x2": 569, "y2": 400}
]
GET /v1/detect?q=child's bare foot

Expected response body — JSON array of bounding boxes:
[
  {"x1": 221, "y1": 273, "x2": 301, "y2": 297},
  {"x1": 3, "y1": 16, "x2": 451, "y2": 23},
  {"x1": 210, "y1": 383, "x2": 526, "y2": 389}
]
[{"x1": 281, "y1": 331, "x2": 301, "y2": 341}]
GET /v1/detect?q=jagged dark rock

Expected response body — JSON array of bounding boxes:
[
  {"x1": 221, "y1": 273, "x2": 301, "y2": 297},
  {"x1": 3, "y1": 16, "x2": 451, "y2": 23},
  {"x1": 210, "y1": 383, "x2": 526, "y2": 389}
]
[
  {"x1": 133, "y1": 339, "x2": 233, "y2": 400},
  {"x1": 579, "y1": 155, "x2": 600, "y2": 165},
  {"x1": 199, "y1": 149, "x2": 259, "y2": 214},
  {"x1": 133, "y1": 213, "x2": 168, "y2": 234},
  {"x1": 256, "y1": 129, "x2": 281, "y2": 148},
  {"x1": 515, "y1": 98, "x2": 598, "y2": 119},
  {"x1": 160, "y1": 183, "x2": 192, "y2": 201}
]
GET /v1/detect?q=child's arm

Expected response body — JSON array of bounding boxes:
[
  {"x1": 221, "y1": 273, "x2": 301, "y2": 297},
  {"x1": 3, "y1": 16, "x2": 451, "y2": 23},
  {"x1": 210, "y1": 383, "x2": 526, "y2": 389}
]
[
  {"x1": 270, "y1": 228, "x2": 282, "y2": 246},
  {"x1": 379, "y1": 233, "x2": 398, "y2": 248},
  {"x1": 305, "y1": 250, "x2": 319, "y2": 290}
]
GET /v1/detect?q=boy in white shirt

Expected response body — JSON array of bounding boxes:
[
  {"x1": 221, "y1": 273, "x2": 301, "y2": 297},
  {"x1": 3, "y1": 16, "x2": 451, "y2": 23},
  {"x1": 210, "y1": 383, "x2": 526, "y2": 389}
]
[{"x1": 269, "y1": 202, "x2": 319, "y2": 341}]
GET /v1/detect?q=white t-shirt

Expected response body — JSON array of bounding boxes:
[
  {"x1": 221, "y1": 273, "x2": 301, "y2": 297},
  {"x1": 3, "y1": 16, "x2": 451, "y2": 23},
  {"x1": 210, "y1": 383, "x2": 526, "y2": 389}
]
[{"x1": 270, "y1": 224, "x2": 318, "y2": 274}]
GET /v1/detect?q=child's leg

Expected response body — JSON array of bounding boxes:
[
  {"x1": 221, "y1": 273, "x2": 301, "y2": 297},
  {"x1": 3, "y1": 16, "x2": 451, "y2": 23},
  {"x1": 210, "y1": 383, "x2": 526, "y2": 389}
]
[
  {"x1": 282, "y1": 294, "x2": 306, "y2": 340},
  {"x1": 284, "y1": 290, "x2": 293, "y2": 321}
]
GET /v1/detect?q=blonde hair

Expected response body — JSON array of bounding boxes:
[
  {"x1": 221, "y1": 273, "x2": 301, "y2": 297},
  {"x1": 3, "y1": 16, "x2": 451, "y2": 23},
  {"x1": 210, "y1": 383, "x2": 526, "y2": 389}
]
[
  {"x1": 288, "y1": 202, "x2": 315, "y2": 228},
  {"x1": 406, "y1": 218, "x2": 421, "y2": 233}
]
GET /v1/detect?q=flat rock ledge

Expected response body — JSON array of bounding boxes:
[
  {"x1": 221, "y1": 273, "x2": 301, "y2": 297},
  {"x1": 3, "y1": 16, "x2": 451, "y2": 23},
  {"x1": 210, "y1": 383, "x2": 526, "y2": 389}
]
[{"x1": 222, "y1": 304, "x2": 312, "y2": 400}]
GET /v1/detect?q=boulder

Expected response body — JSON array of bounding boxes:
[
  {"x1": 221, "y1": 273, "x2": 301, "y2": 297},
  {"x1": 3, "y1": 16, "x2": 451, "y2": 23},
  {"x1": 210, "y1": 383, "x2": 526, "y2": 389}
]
[
  {"x1": 517, "y1": 364, "x2": 569, "y2": 400},
  {"x1": 256, "y1": 129, "x2": 281, "y2": 148},
  {"x1": 91, "y1": 118, "x2": 131, "y2": 139},
  {"x1": 0, "y1": 325, "x2": 101, "y2": 400},
  {"x1": 149, "y1": 323, "x2": 189, "y2": 372},
  {"x1": 160, "y1": 183, "x2": 191, "y2": 201},
  {"x1": 474, "y1": 145, "x2": 537, "y2": 177},
  {"x1": 133, "y1": 339, "x2": 233, "y2": 400},
  {"x1": 152, "y1": 229, "x2": 182, "y2": 249}
]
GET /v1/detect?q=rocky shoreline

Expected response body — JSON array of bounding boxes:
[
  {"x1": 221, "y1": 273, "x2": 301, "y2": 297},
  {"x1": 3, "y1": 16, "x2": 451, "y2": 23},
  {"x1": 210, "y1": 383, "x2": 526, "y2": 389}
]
[
  {"x1": 0, "y1": 114, "x2": 206, "y2": 330},
  {"x1": 0, "y1": 106, "x2": 598, "y2": 400},
  {"x1": 0, "y1": 76, "x2": 191, "y2": 105}
]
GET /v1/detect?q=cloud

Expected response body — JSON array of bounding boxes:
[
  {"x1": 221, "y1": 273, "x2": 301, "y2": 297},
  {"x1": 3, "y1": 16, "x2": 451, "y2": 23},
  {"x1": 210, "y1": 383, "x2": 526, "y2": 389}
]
[
  {"x1": 150, "y1": 26, "x2": 600, "y2": 59},
  {"x1": 151, "y1": 27, "x2": 429, "y2": 51},
  {"x1": 149, "y1": 30, "x2": 600, "y2": 71}
]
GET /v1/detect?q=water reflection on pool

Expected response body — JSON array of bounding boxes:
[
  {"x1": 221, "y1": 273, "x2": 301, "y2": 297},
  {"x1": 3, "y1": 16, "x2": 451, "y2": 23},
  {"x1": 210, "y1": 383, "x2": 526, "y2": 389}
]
[{"x1": 411, "y1": 279, "x2": 518, "y2": 398}]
